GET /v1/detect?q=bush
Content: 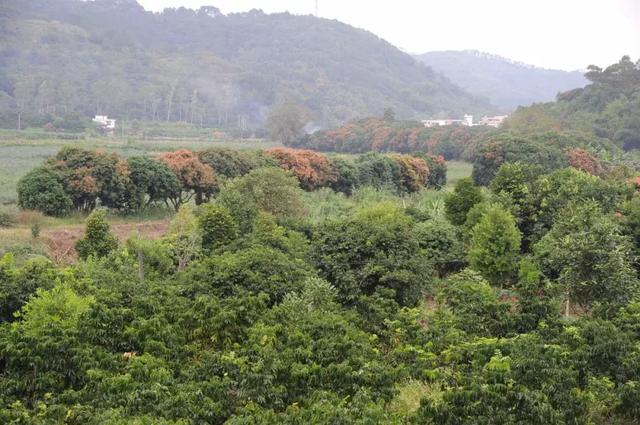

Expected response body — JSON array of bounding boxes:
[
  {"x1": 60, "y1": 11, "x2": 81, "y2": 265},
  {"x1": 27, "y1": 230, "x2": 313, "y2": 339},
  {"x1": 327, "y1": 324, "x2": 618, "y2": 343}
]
[
  {"x1": 75, "y1": 210, "x2": 119, "y2": 260},
  {"x1": 17, "y1": 167, "x2": 72, "y2": 216},
  {"x1": 414, "y1": 218, "x2": 465, "y2": 276},
  {"x1": 198, "y1": 148, "x2": 257, "y2": 179},
  {"x1": 217, "y1": 167, "x2": 306, "y2": 233},
  {"x1": 0, "y1": 211, "x2": 16, "y2": 228},
  {"x1": 312, "y1": 203, "x2": 431, "y2": 306},
  {"x1": 197, "y1": 204, "x2": 239, "y2": 252},
  {"x1": 469, "y1": 204, "x2": 522, "y2": 286},
  {"x1": 445, "y1": 177, "x2": 484, "y2": 225}
]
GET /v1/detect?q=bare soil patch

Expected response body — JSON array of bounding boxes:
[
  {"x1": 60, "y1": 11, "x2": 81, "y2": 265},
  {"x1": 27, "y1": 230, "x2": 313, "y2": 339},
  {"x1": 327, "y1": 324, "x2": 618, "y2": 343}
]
[{"x1": 43, "y1": 220, "x2": 169, "y2": 264}]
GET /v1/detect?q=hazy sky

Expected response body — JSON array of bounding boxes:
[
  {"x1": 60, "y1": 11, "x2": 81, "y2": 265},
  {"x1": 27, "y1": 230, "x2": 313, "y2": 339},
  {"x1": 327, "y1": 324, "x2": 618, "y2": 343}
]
[{"x1": 137, "y1": 0, "x2": 639, "y2": 71}]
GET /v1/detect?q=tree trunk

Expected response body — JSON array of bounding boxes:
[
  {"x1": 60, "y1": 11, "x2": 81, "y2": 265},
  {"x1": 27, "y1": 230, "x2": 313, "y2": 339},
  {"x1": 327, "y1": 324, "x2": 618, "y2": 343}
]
[
  {"x1": 17, "y1": 111, "x2": 21, "y2": 130},
  {"x1": 178, "y1": 258, "x2": 187, "y2": 272},
  {"x1": 565, "y1": 292, "x2": 571, "y2": 318},
  {"x1": 137, "y1": 249, "x2": 145, "y2": 283}
]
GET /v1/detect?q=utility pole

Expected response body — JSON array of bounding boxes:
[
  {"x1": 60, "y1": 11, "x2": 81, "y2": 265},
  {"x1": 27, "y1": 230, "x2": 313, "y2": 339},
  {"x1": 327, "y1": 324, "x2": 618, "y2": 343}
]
[{"x1": 315, "y1": 0, "x2": 318, "y2": 16}]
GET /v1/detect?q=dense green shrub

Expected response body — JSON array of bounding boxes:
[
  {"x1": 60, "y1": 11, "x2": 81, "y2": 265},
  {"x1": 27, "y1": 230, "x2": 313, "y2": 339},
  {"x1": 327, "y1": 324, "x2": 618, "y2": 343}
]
[
  {"x1": 17, "y1": 166, "x2": 72, "y2": 216},
  {"x1": 445, "y1": 177, "x2": 484, "y2": 225},
  {"x1": 468, "y1": 204, "x2": 522, "y2": 286},
  {"x1": 75, "y1": 210, "x2": 119, "y2": 260},
  {"x1": 198, "y1": 148, "x2": 258, "y2": 179},
  {"x1": 414, "y1": 218, "x2": 465, "y2": 276},
  {"x1": 312, "y1": 204, "x2": 431, "y2": 306},
  {"x1": 197, "y1": 204, "x2": 239, "y2": 253}
]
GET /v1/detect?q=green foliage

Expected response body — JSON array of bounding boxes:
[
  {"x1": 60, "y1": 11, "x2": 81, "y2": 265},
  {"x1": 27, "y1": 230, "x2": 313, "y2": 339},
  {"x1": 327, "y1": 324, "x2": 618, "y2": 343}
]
[
  {"x1": 127, "y1": 156, "x2": 181, "y2": 210},
  {"x1": 17, "y1": 166, "x2": 72, "y2": 216},
  {"x1": 328, "y1": 157, "x2": 358, "y2": 195},
  {"x1": 312, "y1": 203, "x2": 431, "y2": 306},
  {"x1": 355, "y1": 152, "x2": 402, "y2": 192},
  {"x1": 198, "y1": 148, "x2": 257, "y2": 179},
  {"x1": 534, "y1": 201, "x2": 638, "y2": 312},
  {"x1": 490, "y1": 162, "x2": 543, "y2": 247},
  {"x1": 468, "y1": 204, "x2": 522, "y2": 286},
  {"x1": 0, "y1": 1, "x2": 489, "y2": 130},
  {"x1": 166, "y1": 205, "x2": 202, "y2": 271},
  {"x1": 437, "y1": 269, "x2": 513, "y2": 337},
  {"x1": 216, "y1": 167, "x2": 306, "y2": 233},
  {"x1": 414, "y1": 218, "x2": 465, "y2": 276},
  {"x1": 0, "y1": 254, "x2": 57, "y2": 322},
  {"x1": 445, "y1": 177, "x2": 484, "y2": 225},
  {"x1": 197, "y1": 204, "x2": 239, "y2": 253},
  {"x1": 187, "y1": 245, "x2": 312, "y2": 305},
  {"x1": 75, "y1": 210, "x2": 119, "y2": 260},
  {"x1": 505, "y1": 56, "x2": 640, "y2": 149}
]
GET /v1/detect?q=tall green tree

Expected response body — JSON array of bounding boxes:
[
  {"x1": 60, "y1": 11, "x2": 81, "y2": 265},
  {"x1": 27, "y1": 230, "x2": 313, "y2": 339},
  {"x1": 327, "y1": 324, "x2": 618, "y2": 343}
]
[
  {"x1": 266, "y1": 102, "x2": 308, "y2": 145},
  {"x1": 445, "y1": 177, "x2": 484, "y2": 226},
  {"x1": 534, "y1": 202, "x2": 638, "y2": 315},
  {"x1": 75, "y1": 210, "x2": 118, "y2": 260},
  {"x1": 468, "y1": 204, "x2": 522, "y2": 286}
]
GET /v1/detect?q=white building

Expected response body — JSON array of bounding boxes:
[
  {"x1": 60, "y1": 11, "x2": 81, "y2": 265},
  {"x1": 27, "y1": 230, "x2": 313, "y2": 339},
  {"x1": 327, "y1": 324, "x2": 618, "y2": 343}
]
[
  {"x1": 93, "y1": 115, "x2": 116, "y2": 131},
  {"x1": 422, "y1": 119, "x2": 463, "y2": 128},
  {"x1": 422, "y1": 114, "x2": 508, "y2": 129},
  {"x1": 477, "y1": 115, "x2": 508, "y2": 128}
]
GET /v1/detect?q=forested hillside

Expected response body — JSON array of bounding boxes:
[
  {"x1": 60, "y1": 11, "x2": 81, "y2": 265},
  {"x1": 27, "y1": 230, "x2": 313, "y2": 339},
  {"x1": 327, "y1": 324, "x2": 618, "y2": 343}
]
[
  {"x1": 0, "y1": 0, "x2": 491, "y2": 131},
  {"x1": 415, "y1": 50, "x2": 588, "y2": 110},
  {"x1": 504, "y1": 56, "x2": 640, "y2": 149}
]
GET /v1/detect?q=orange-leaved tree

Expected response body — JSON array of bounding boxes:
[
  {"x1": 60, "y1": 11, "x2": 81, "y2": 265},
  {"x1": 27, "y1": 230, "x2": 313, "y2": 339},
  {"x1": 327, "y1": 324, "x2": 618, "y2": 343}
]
[
  {"x1": 159, "y1": 150, "x2": 217, "y2": 210},
  {"x1": 389, "y1": 154, "x2": 430, "y2": 193},
  {"x1": 566, "y1": 148, "x2": 604, "y2": 176},
  {"x1": 265, "y1": 147, "x2": 336, "y2": 190}
]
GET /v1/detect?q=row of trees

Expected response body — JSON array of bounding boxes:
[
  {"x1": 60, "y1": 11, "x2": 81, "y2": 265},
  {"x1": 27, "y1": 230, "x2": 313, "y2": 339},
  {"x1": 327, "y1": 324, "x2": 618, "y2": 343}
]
[
  {"x1": 289, "y1": 116, "x2": 495, "y2": 160},
  {"x1": 17, "y1": 147, "x2": 447, "y2": 216}
]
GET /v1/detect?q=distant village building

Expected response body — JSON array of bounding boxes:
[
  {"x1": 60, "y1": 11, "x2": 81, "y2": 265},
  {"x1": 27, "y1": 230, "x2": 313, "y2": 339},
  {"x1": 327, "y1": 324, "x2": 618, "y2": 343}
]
[
  {"x1": 477, "y1": 115, "x2": 508, "y2": 128},
  {"x1": 93, "y1": 115, "x2": 116, "y2": 133},
  {"x1": 422, "y1": 119, "x2": 463, "y2": 128},
  {"x1": 422, "y1": 114, "x2": 508, "y2": 128}
]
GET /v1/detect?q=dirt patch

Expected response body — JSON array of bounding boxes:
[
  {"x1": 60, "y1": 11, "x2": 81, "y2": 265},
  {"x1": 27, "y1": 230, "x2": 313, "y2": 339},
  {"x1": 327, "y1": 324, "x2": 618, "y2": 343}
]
[{"x1": 43, "y1": 220, "x2": 169, "y2": 264}]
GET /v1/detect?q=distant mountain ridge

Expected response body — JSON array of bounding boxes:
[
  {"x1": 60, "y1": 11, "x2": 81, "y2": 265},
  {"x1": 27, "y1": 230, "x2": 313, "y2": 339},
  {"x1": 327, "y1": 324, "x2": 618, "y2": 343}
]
[
  {"x1": 415, "y1": 50, "x2": 588, "y2": 110},
  {"x1": 0, "y1": 0, "x2": 491, "y2": 131}
]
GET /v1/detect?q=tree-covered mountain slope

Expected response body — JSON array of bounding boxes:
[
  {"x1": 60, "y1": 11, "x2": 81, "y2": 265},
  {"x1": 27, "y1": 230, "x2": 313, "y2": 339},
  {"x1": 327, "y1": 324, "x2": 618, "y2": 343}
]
[
  {"x1": 0, "y1": 0, "x2": 491, "y2": 130},
  {"x1": 415, "y1": 50, "x2": 588, "y2": 110}
]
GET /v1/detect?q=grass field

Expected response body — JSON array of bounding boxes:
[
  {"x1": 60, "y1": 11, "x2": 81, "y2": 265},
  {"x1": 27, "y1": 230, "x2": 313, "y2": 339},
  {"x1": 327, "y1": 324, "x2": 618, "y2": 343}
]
[{"x1": 445, "y1": 161, "x2": 473, "y2": 190}]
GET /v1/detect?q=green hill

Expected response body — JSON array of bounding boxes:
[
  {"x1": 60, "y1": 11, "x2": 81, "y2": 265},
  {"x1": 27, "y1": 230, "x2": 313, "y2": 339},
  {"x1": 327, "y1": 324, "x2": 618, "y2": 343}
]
[
  {"x1": 0, "y1": 0, "x2": 491, "y2": 131},
  {"x1": 415, "y1": 50, "x2": 588, "y2": 110},
  {"x1": 503, "y1": 56, "x2": 640, "y2": 149}
]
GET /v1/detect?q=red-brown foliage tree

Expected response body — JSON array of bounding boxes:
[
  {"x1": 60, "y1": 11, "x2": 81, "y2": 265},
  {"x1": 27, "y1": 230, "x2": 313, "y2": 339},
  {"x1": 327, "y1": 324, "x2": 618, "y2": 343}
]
[
  {"x1": 566, "y1": 148, "x2": 604, "y2": 176},
  {"x1": 389, "y1": 154, "x2": 430, "y2": 192},
  {"x1": 265, "y1": 147, "x2": 336, "y2": 190},
  {"x1": 159, "y1": 150, "x2": 217, "y2": 209}
]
